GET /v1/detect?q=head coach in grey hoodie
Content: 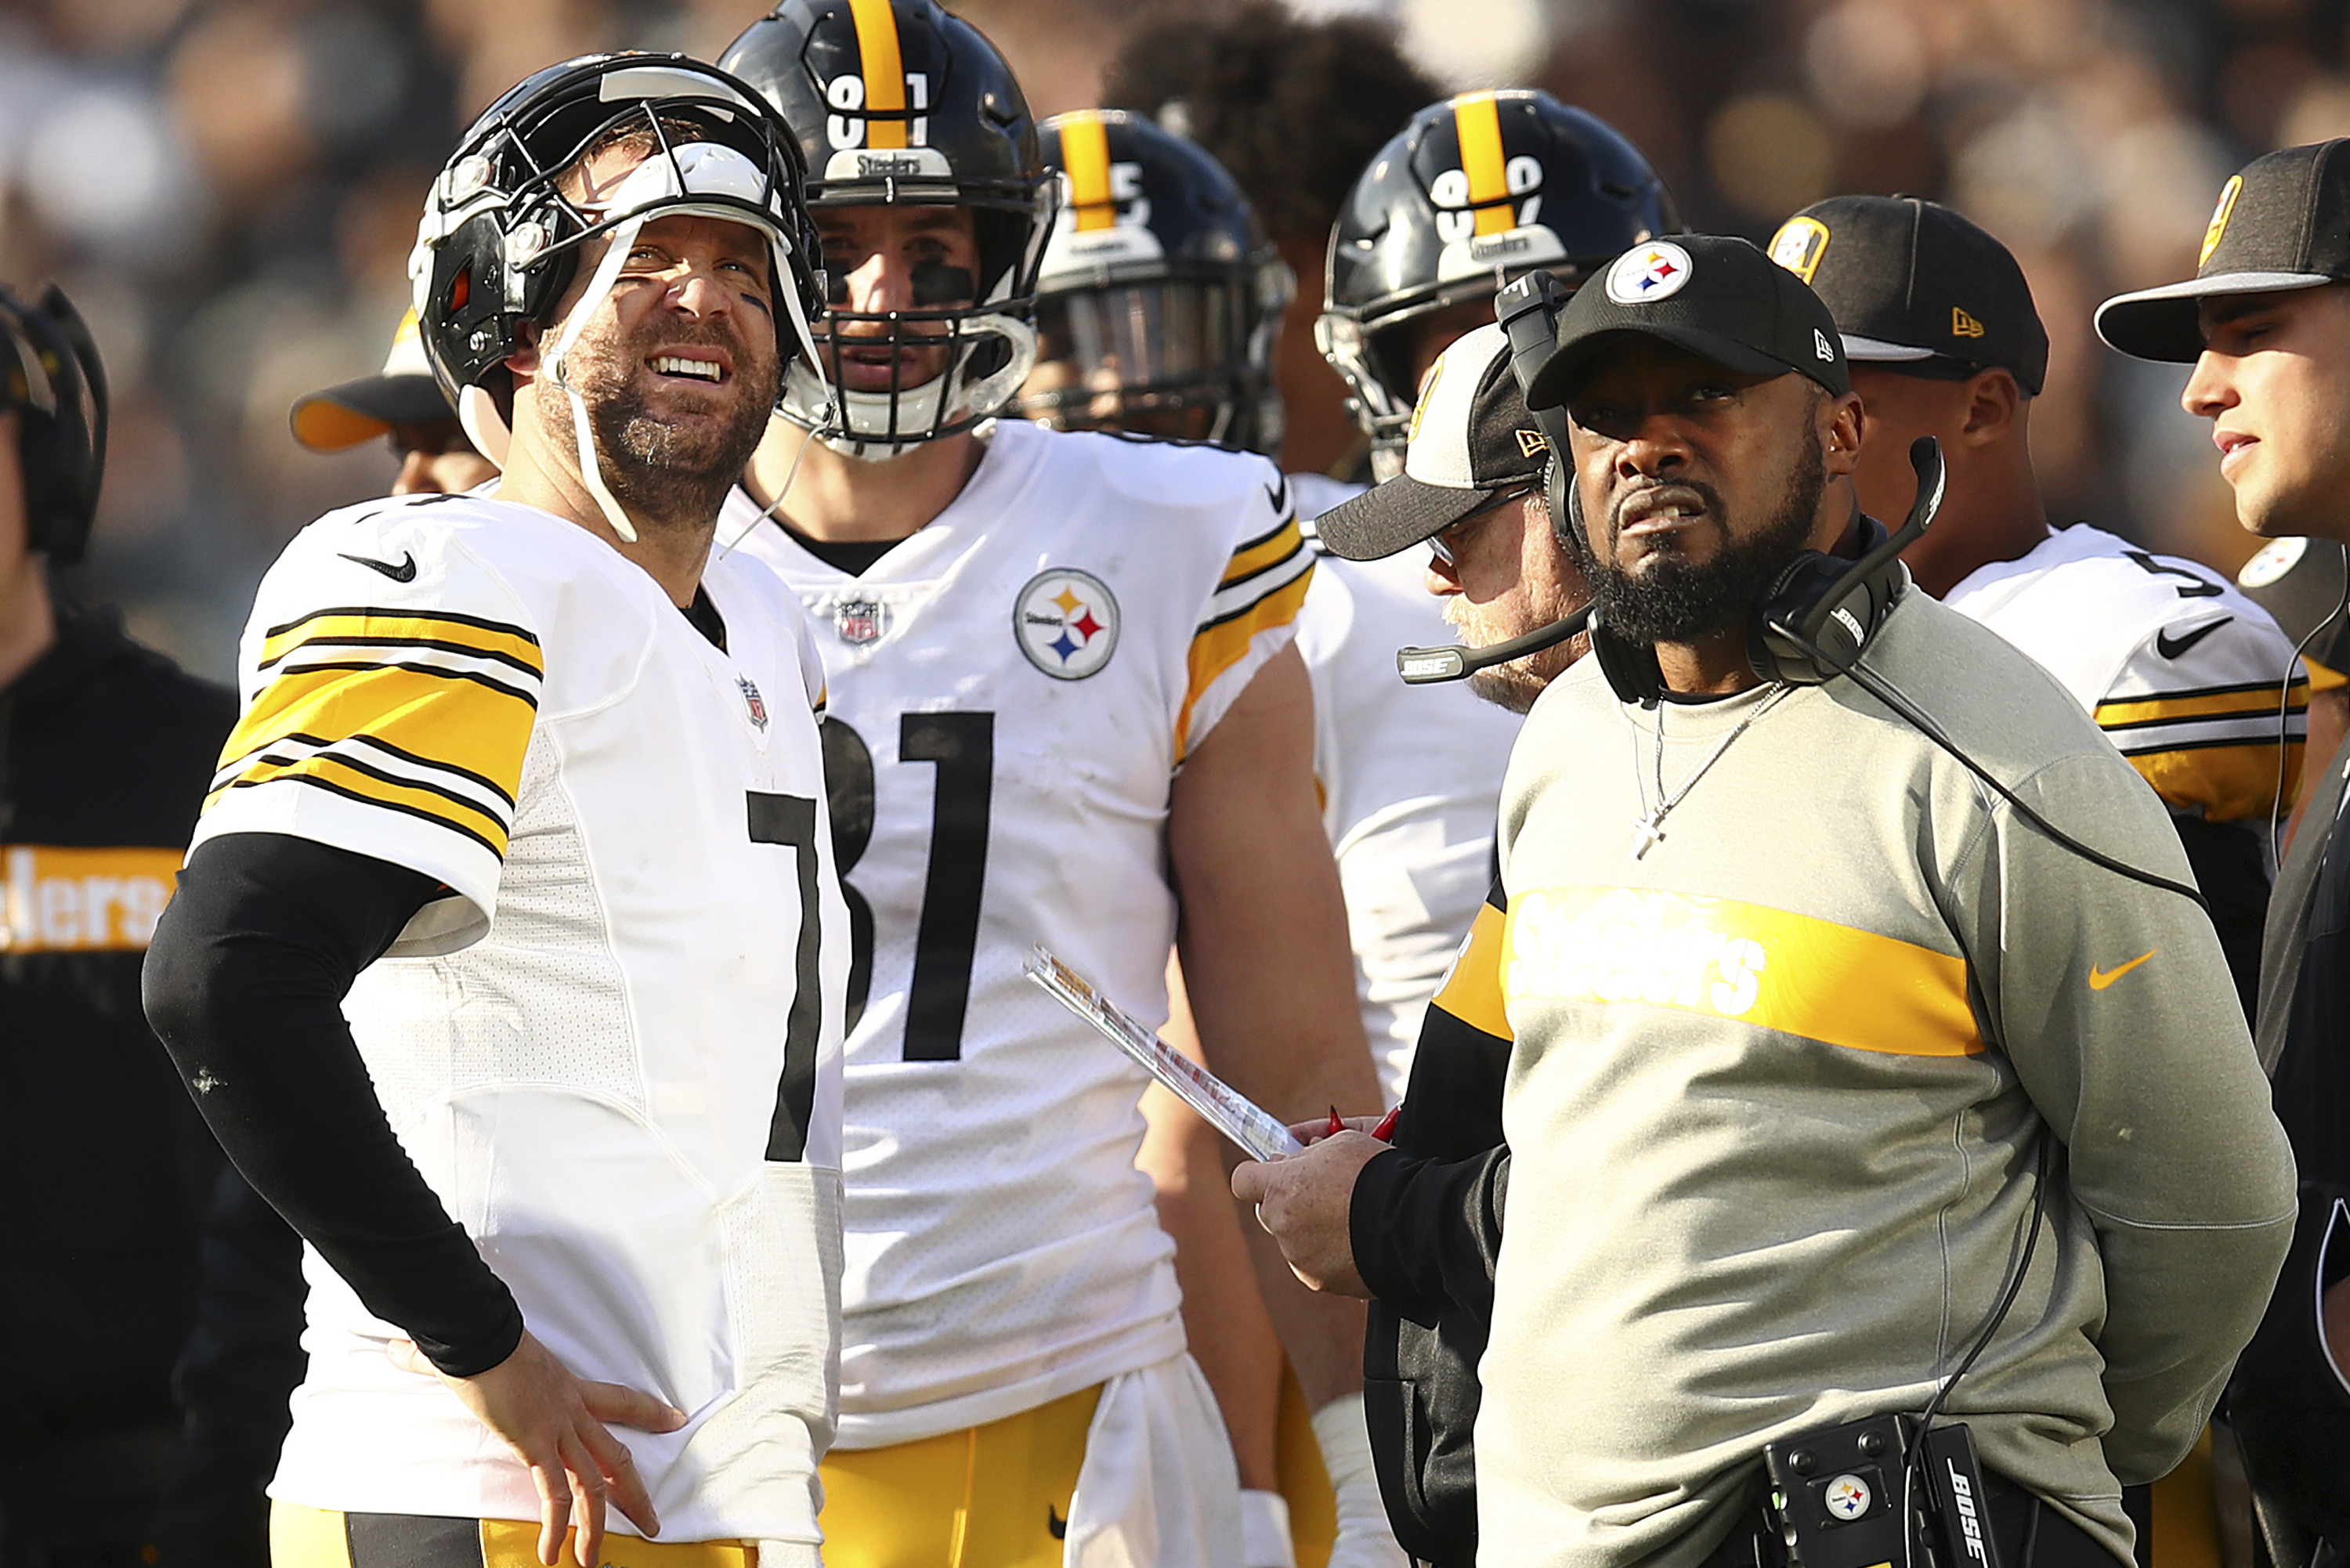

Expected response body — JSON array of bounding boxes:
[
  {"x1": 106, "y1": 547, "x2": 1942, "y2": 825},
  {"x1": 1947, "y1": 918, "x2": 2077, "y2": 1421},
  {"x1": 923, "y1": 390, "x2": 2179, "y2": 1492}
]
[{"x1": 1246, "y1": 235, "x2": 2296, "y2": 1568}]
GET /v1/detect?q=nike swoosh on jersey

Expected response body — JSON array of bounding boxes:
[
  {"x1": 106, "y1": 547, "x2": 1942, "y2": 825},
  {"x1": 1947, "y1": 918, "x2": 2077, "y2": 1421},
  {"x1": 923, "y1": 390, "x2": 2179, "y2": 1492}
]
[
  {"x1": 1264, "y1": 476, "x2": 1290, "y2": 516},
  {"x1": 1048, "y1": 1506, "x2": 1068, "y2": 1541},
  {"x1": 2155, "y1": 617, "x2": 2230, "y2": 659},
  {"x1": 2088, "y1": 950, "x2": 2157, "y2": 990},
  {"x1": 338, "y1": 551, "x2": 418, "y2": 583}
]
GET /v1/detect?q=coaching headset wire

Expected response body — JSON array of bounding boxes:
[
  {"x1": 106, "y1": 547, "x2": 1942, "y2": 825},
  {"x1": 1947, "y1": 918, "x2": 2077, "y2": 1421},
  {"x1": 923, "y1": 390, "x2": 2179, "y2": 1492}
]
[
  {"x1": 2266, "y1": 541, "x2": 2350, "y2": 878},
  {"x1": 1770, "y1": 616, "x2": 2210, "y2": 910}
]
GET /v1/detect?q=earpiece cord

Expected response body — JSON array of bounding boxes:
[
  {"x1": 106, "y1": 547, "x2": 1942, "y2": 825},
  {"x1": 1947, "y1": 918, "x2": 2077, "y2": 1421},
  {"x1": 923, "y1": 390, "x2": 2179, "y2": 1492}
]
[
  {"x1": 2266, "y1": 543, "x2": 2350, "y2": 878},
  {"x1": 1899, "y1": 1132, "x2": 2052, "y2": 1568},
  {"x1": 1771, "y1": 616, "x2": 2210, "y2": 909}
]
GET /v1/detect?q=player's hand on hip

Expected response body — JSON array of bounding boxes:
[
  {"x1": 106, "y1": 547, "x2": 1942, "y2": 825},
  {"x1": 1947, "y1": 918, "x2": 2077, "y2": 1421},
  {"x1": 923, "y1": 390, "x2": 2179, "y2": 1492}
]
[
  {"x1": 389, "y1": 1329, "x2": 688, "y2": 1567},
  {"x1": 1231, "y1": 1129, "x2": 1384, "y2": 1297}
]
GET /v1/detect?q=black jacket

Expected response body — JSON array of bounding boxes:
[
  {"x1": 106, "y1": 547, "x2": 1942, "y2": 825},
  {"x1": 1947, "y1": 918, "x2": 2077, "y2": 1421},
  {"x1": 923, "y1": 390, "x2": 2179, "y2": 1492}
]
[
  {"x1": 0, "y1": 605, "x2": 234, "y2": 1447},
  {"x1": 1351, "y1": 880, "x2": 1510, "y2": 1568}
]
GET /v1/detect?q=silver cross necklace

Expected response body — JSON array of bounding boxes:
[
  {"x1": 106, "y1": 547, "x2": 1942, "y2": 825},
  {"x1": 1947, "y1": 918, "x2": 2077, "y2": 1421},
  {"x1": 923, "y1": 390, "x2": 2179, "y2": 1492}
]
[{"x1": 1630, "y1": 684, "x2": 1793, "y2": 860}]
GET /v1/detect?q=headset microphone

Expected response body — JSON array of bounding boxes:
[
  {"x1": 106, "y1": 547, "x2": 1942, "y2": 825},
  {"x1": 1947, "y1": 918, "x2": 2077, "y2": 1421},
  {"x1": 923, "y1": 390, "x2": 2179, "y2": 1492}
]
[{"x1": 1397, "y1": 605, "x2": 1591, "y2": 685}]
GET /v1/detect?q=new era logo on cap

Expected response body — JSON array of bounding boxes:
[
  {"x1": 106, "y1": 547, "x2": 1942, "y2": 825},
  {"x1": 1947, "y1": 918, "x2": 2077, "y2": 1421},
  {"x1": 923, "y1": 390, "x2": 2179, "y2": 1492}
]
[{"x1": 1606, "y1": 241, "x2": 1695, "y2": 305}]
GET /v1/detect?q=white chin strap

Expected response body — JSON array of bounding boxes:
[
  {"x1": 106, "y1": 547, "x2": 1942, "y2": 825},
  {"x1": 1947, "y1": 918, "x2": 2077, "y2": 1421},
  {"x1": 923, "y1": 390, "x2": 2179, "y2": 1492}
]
[{"x1": 544, "y1": 210, "x2": 648, "y2": 541}]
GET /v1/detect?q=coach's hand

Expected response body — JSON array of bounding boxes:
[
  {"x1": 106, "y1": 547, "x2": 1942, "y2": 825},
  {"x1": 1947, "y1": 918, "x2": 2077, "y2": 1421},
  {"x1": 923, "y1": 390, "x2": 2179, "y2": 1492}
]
[
  {"x1": 1231, "y1": 1126, "x2": 1386, "y2": 1298},
  {"x1": 389, "y1": 1329, "x2": 688, "y2": 1566}
]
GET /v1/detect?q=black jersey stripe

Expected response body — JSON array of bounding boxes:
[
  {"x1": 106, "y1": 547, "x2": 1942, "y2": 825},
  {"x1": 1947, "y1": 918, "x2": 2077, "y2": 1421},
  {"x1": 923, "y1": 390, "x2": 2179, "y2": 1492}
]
[
  {"x1": 220, "y1": 771, "x2": 504, "y2": 857},
  {"x1": 229, "y1": 745, "x2": 513, "y2": 836},
  {"x1": 262, "y1": 605, "x2": 541, "y2": 648},
  {"x1": 260, "y1": 659, "x2": 541, "y2": 709},
  {"x1": 259, "y1": 634, "x2": 545, "y2": 679}
]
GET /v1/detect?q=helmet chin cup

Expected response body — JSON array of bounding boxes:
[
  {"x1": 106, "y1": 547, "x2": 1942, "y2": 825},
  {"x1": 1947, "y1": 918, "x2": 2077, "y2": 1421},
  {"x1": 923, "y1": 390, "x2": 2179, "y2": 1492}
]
[{"x1": 783, "y1": 310, "x2": 1038, "y2": 460}]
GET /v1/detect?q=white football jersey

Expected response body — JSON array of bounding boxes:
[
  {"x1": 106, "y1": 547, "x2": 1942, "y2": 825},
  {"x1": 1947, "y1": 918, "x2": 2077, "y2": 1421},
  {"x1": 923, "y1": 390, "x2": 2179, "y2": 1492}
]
[
  {"x1": 194, "y1": 492, "x2": 848, "y2": 1546},
  {"x1": 1292, "y1": 500, "x2": 1524, "y2": 1103},
  {"x1": 724, "y1": 417, "x2": 1312, "y2": 1445},
  {"x1": 1945, "y1": 523, "x2": 2307, "y2": 822}
]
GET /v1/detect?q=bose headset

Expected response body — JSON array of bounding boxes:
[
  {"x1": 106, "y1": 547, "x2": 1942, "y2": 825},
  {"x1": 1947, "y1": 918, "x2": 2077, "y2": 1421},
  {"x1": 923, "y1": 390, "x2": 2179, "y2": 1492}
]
[
  {"x1": 1459, "y1": 266, "x2": 2205, "y2": 911},
  {"x1": 0, "y1": 284, "x2": 107, "y2": 567}
]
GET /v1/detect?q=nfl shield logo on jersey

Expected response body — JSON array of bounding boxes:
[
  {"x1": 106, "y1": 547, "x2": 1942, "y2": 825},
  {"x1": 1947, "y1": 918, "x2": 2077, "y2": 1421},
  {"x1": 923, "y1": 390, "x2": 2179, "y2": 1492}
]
[
  {"x1": 1014, "y1": 569, "x2": 1120, "y2": 680},
  {"x1": 737, "y1": 676, "x2": 768, "y2": 732},
  {"x1": 836, "y1": 598, "x2": 888, "y2": 646}
]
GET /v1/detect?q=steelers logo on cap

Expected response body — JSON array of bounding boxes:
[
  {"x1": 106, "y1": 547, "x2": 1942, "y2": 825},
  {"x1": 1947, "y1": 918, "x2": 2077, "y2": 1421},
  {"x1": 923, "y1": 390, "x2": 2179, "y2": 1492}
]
[
  {"x1": 1606, "y1": 241, "x2": 1695, "y2": 305},
  {"x1": 2240, "y1": 536, "x2": 2308, "y2": 589}
]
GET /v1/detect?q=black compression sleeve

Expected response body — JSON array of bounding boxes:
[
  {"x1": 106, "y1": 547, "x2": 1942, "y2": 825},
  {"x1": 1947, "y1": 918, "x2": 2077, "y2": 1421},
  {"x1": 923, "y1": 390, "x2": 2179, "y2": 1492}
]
[{"x1": 143, "y1": 833, "x2": 526, "y2": 1377}]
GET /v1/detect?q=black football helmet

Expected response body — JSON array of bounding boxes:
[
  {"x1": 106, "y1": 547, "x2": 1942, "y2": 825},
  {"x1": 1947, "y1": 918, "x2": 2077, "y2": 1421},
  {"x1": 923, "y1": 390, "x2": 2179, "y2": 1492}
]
[
  {"x1": 1318, "y1": 91, "x2": 1677, "y2": 479},
  {"x1": 721, "y1": 0, "x2": 1055, "y2": 458},
  {"x1": 407, "y1": 52, "x2": 826, "y2": 470},
  {"x1": 0, "y1": 283, "x2": 107, "y2": 566},
  {"x1": 1010, "y1": 109, "x2": 1291, "y2": 453}
]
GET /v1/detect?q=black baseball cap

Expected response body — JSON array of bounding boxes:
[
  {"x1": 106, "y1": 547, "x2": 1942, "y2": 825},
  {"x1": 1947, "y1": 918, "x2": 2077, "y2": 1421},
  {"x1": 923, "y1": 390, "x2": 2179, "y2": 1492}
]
[
  {"x1": 1768, "y1": 195, "x2": 2048, "y2": 396},
  {"x1": 290, "y1": 311, "x2": 460, "y2": 452},
  {"x1": 2096, "y1": 140, "x2": 2350, "y2": 363},
  {"x1": 1315, "y1": 323, "x2": 1553, "y2": 562},
  {"x1": 1522, "y1": 234, "x2": 1849, "y2": 410}
]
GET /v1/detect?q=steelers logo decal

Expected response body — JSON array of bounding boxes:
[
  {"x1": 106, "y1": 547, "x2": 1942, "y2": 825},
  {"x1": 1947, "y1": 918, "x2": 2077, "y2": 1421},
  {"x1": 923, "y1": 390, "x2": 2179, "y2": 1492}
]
[
  {"x1": 1606, "y1": 241, "x2": 1694, "y2": 305},
  {"x1": 1014, "y1": 569, "x2": 1120, "y2": 680},
  {"x1": 2240, "y1": 535, "x2": 2307, "y2": 589},
  {"x1": 1824, "y1": 1474, "x2": 1872, "y2": 1521}
]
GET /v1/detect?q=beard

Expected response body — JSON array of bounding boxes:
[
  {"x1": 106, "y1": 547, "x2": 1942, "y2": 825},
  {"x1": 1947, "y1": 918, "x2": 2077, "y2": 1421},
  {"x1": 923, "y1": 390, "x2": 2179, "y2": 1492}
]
[
  {"x1": 1578, "y1": 428, "x2": 1827, "y2": 646},
  {"x1": 556, "y1": 319, "x2": 782, "y2": 534}
]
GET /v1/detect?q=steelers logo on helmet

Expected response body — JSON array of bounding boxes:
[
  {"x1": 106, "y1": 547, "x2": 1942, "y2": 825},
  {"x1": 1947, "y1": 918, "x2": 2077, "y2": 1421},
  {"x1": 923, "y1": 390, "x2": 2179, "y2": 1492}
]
[
  {"x1": 1606, "y1": 241, "x2": 1694, "y2": 305},
  {"x1": 1014, "y1": 569, "x2": 1120, "y2": 680},
  {"x1": 1318, "y1": 92, "x2": 1679, "y2": 483}
]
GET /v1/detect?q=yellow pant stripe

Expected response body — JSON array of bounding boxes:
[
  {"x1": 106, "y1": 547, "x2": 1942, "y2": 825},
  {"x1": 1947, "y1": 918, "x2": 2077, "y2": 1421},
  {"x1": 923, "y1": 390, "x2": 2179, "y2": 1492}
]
[{"x1": 819, "y1": 1384, "x2": 1102, "y2": 1568}]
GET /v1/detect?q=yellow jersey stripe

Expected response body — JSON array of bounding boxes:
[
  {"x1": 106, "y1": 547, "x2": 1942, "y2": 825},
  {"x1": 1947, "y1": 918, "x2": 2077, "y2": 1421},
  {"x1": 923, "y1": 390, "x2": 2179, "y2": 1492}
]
[
  {"x1": 850, "y1": 0, "x2": 907, "y2": 150},
  {"x1": 219, "y1": 663, "x2": 533, "y2": 800},
  {"x1": 2095, "y1": 678, "x2": 2307, "y2": 730},
  {"x1": 262, "y1": 609, "x2": 541, "y2": 675},
  {"x1": 2306, "y1": 656, "x2": 2346, "y2": 692},
  {"x1": 2126, "y1": 739, "x2": 2301, "y2": 821},
  {"x1": 1222, "y1": 515, "x2": 1304, "y2": 587},
  {"x1": 211, "y1": 752, "x2": 508, "y2": 855},
  {"x1": 1502, "y1": 885, "x2": 1983, "y2": 1057},
  {"x1": 1432, "y1": 900, "x2": 1513, "y2": 1042},
  {"x1": 1058, "y1": 110, "x2": 1116, "y2": 232},
  {"x1": 1177, "y1": 564, "x2": 1313, "y2": 761},
  {"x1": 1451, "y1": 92, "x2": 1513, "y2": 238}
]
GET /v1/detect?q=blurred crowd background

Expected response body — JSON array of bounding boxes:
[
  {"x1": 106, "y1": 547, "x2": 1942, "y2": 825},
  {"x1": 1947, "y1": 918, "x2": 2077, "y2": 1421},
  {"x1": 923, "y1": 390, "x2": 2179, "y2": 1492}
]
[{"x1": 1, "y1": 0, "x2": 2337, "y2": 677}]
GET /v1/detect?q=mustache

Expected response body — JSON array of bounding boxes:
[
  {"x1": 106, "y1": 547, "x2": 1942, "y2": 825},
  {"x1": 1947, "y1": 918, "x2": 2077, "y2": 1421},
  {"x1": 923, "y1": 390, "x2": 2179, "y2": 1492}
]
[{"x1": 1607, "y1": 477, "x2": 1726, "y2": 533}]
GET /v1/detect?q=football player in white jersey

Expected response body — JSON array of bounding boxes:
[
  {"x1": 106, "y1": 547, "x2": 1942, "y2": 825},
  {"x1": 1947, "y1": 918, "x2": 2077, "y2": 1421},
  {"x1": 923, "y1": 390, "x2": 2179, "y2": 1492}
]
[
  {"x1": 143, "y1": 56, "x2": 848, "y2": 1567},
  {"x1": 1769, "y1": 195, "x2": 2306, "y2": 1013},
  {"x1": 716, "y1": 5, "x2": 1383, "y2": 1566}
]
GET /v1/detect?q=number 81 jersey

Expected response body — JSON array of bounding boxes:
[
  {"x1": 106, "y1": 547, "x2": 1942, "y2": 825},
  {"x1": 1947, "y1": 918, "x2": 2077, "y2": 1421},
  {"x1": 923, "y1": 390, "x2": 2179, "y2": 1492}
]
[{"x1": 725, "y1": 417, "x2": 1313, "y2": 1446}]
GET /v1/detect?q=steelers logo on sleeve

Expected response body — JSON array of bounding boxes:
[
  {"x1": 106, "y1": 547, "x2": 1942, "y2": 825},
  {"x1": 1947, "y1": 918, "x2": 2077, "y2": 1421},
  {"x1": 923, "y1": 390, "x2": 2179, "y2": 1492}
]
[{"x1": 1014, "y1": 569, "x2": 1121, "y2": 680}]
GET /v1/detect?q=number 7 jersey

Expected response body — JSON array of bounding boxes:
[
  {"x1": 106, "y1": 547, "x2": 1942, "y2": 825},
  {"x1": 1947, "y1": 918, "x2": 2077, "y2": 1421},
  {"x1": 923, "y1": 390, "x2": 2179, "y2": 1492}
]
[{"x1": 723, "y1": 417, "x2": 1313, "y2": 1445}]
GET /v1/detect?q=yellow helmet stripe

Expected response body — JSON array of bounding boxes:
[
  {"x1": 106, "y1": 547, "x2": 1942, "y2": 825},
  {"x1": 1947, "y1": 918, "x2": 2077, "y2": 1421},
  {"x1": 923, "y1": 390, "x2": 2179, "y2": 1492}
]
[
  {"x1": 848, "y1": 0, "x2": 908, "y2": 150},
  {"x1": 1059, "y1": 112, "x2": 1117, "y2": 232},
  {"x1": 1452, "y1": 92, "x2": 1513, "y2": 237}
]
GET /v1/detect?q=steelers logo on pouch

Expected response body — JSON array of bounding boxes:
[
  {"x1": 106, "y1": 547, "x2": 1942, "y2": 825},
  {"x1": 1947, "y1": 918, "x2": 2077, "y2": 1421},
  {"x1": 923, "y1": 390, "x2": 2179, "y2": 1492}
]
[
  {"x1": 1606, "y1": 240, "x2": 1694, "y2": 305},
  {"x1": 1014, "y1": 568, "x2": 1121, "y2": 679}
]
